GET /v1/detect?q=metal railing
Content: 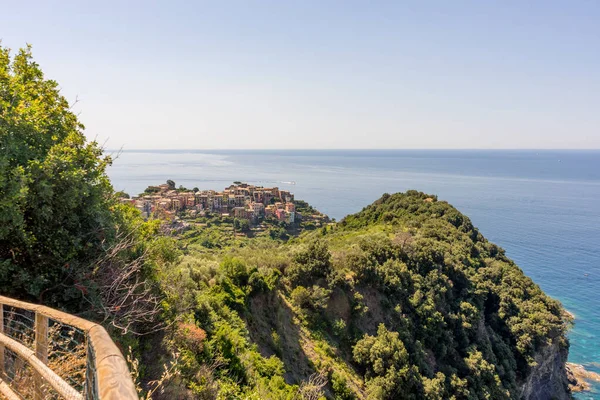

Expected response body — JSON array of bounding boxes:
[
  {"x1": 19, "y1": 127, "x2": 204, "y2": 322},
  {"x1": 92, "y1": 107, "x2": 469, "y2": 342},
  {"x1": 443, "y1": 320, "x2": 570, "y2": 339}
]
[{"x1": 0, "y1": 296, "x2": 138, "y2": 400}]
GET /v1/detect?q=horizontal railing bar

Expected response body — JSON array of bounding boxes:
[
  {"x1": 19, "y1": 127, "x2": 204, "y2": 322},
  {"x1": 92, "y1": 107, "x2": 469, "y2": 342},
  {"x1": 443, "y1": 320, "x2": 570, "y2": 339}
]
[
  {"x1": 0, "y1": 377, "x2": 20, "y2": 400},
  {"x1": 0, "y1": 332, "x2": 83, "y2": 400},
  {"x1": 0, "y1": 297, "x2": 96, "y2": 332},
  {"x1": 87, "y1": 325, "x2": 138, "y2": 399}
]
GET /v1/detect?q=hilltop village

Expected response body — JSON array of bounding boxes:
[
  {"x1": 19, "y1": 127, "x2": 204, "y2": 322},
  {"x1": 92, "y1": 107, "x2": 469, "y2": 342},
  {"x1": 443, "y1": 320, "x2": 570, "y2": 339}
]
[{"x1": 121, "y1": 181, "x2": 327, "y2": 228}]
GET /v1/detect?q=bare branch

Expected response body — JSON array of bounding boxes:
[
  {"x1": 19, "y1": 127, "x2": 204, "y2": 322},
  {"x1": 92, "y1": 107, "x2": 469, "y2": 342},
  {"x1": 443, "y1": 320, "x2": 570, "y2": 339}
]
[
  {"x1": 86, "y1": 224, "x2": 166, "y2": 335},
  {"x1": 298, "y1": 372, "x2": 328, "y2": 400}
]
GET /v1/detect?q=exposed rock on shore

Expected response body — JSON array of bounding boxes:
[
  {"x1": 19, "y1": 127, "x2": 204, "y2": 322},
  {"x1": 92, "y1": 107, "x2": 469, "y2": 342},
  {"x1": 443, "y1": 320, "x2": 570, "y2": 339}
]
[
  {"x1": 566, "y1": 362, "x2": 600, "y2": 392},
  {"x1": 562, "y1": 309, "x2": 575, "y2": 321}
]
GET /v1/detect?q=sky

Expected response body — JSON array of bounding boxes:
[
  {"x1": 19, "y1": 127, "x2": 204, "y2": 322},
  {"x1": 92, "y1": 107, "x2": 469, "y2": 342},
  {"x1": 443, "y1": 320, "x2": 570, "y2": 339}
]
[{"x1": 1, "y1": 0, "x2": 599, "y2": 149}]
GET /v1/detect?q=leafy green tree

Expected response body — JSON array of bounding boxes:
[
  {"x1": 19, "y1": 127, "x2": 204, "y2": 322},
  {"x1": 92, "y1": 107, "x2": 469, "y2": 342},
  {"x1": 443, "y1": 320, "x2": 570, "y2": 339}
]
[
  {"x1": 291, "y1": 286, "x2": 311, "y2": 309},
  {"x1": 287, "y1": 239, "x2": 332, "y2": 286},
  {"x1": 0, "y1": 45, "x2": 117, "y2": 306},
  {"x1": 166, "y1": 179, "x2": 176, "y2": 189},
  {"x1": 269, "y1": 227, "x2": 288, "y2": 240},
  {"x1": 143, "y1": 185, "x2": 160, "y2": 194},
  {"x1": 331, "y1": 371, "x2": 354, "y2": 400},
  {"x1": 353, "y1": 324, "x2": 422, "y2": 399},
  {"x1": 221, "y1": 257, "x2": 249, "y2": 286},
  {"x1": 115, "y1": 190, "x2": 130, "y2": 199},
  {"x1": 290, "y1": 285, "x2": 330, "y2": 312},
  {"x1": 234, "y1": 218, "x2": 250, "y2": 232},
  {"x1": 422, "y1": 372, "x2": 446, "y2": 400}
]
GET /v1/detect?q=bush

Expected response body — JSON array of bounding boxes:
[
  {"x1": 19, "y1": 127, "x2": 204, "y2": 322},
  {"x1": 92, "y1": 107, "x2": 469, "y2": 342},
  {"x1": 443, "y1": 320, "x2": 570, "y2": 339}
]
[
  {"x1": 291, "y1": 286, "x2": 311, "y2": 309},
  {"x1": 234, "y1": 218, "x2": 250, "y2": 232},
  {"x1": 174, "y1": 322, "x2": 207, "y2": 353},
  {"x1": 287, "y1": 240, "x2": 332, "y2": 286},
  {"x1": 309, "y1": 285, "x2": 331, "y2": 310},
  {"x1": 269, "y1": 227, "x2": 289, "y2": 240},
  {"x1": 221, "y1": 257, "x2": 248, "y2": 286},
  {"x1": 249, "y1": 268, "x2": 281, "y2": 293},
  {"x1": 331, "y1": 371, "x2": 355, "y2": 400},
  {"x1": 332, "y1": 319, "x2": 347, "y2": 337},
  {"x1": 0, "y1": 45, "x2": 117, "y2": 308},
  {"x1": 353, "y1": 324, "x2": 421, "y2": 399}
]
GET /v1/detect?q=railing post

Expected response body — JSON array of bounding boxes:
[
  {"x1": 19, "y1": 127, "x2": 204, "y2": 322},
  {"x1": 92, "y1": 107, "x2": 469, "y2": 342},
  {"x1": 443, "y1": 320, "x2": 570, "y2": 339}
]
[
  {"x1": 85, "y1": 340, "x2": 96, "y2": 400},
  {"x1": 34, "y1": 312, "x2": 48, "y2": 400},
  {"x1": 0, "y1": 303, "x2": 4, "y2": 377}
]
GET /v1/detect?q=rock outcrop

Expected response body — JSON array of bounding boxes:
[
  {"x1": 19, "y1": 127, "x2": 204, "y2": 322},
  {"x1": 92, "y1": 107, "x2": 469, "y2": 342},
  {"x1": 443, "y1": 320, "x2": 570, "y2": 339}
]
[
  {"x1": 519, "y1": 341, "x2": 570, "y2": 400},
  {"x1": 566, "y1": 362, "x2": 600, "y2": 393}
]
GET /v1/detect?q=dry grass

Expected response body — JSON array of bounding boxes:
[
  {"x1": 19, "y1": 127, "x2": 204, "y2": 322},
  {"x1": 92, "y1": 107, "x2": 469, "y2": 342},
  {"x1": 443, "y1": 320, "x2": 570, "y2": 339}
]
[
  {"x1": 128, "y1": 346, "x2": 181, "y2": 399},
  {"x1": 1, "y1": 322, "x2": 86, "y2": 399}
]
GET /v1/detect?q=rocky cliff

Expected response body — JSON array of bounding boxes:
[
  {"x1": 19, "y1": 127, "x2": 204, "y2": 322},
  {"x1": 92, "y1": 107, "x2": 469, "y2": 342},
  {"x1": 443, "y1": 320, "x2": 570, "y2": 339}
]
[{"x1": 520, "y1": 341, "x2": 571, "y2": 400}]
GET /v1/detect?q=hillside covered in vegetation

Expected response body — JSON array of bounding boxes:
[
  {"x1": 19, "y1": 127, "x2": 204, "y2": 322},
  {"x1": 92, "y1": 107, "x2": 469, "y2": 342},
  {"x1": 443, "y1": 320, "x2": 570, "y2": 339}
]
[
  {"x1": 148, "y1": 191, "x2": 571, "y2": 399},
  {"x1": 0, "y1": 45, "x2": 571, "y2": 399}
]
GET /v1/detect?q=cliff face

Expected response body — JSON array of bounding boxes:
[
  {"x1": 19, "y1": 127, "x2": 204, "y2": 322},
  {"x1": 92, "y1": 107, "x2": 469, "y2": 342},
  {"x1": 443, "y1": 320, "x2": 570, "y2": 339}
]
[{"x1": 520, "y1": 341, "x2": 571, "y2": 400}]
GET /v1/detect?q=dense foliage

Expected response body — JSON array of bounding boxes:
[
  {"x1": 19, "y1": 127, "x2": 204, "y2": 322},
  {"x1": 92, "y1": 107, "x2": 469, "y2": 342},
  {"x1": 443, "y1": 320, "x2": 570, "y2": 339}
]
[
  {"x1": 0, "y1": 46, "x2": 173, "y2": 336},
  {"x1": 0, "y1": 45, "x2": 119, "y2": 307},
  {"x1": 154, "y1": 191, "x2": 569, "y2": 399}
]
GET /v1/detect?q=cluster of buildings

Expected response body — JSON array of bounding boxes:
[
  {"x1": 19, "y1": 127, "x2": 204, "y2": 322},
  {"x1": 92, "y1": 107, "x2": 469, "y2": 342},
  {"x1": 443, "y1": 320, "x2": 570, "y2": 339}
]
[{"x1": 123, "y1": 183, "x2": 298, "y2": 223}]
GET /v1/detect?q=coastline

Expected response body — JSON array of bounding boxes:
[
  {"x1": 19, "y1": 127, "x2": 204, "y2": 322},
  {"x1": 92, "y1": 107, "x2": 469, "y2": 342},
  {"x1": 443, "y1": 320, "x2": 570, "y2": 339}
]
[{"x1": 567, "y1": 363, "x2": 600, "y2": 393}]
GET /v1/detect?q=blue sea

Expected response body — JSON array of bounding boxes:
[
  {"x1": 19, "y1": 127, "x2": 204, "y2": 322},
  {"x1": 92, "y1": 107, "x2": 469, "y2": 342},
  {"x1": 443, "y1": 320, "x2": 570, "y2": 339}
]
[{"x1": 108, "y1": 149, "x2": 600, "y2": 398}]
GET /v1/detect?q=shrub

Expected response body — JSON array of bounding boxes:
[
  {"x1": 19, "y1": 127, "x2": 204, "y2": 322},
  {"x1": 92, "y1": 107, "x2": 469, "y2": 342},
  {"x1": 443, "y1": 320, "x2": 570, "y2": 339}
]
[
  {"x1": 353, "y1": 324, "x2": 421, "y2": 399},
  {"x1": 331, "y1": 371, "x2": 355, "y2": 400},
  {"x1": 221, "y1": 257, "x2": 248, "y2": 286},
  {"x1": 309, "y1": 285, "x2": 331, "y2": 310},
  {"x1": 332, "y1": 319, "x2": 347, "y2": 339},
  {"x1": 291, "y1": 286, "x2": 311, "y2": 309},
  {"x1": 174, "y1": 322, "x2": 207, "y2": 353},
  {"x1": 287, "y1": 240, "x2": 332, "y2": 286}
]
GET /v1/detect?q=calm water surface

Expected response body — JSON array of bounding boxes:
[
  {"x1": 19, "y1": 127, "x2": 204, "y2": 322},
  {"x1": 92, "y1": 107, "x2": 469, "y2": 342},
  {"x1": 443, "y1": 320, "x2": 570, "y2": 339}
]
[{"x1": 109, "y1": 150, "x2": 600, "y2": 398}]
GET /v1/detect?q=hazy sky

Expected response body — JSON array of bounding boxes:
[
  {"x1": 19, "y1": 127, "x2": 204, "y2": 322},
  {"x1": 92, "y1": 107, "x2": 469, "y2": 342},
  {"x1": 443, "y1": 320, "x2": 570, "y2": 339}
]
[{"x1": 2, "y1": 1, "x2": 599, "y2": 149}]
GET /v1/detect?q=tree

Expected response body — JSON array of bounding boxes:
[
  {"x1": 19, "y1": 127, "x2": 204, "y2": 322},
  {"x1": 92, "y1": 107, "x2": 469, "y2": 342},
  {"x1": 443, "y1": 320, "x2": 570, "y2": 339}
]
[
  {"x1": 291, "y1": 286, "x2": 311, "y2": 309},
  {"x1": 353, "y1": 324, "x2": 421, "y2": 399},
  {"x1": 287, "y1": 239, "x2": 332, "y2": 286},
  {"x1": 166, "y1": 179, "x2": 176, "y2": 189},
  {"x1": 234, "y1": 218, "x2": 250, "y2": 232},
  {"x1": 116, "y1": 190, "x2": 130, "y2": 199},
  {"x1": 239, "y1": 219, "x2": 250, "y2": 232},
  {"x1": 221, "y1": 257, "x2": 249, "y2": 286},
  {"x1": 269, "y1": 227, "x2": 288, "y2": 241},
  {"x1": 0, "y1": 45, "x2": 117, "y2": 306},
  {"x1": 144, "y1": 186, "x2": 160, "y2": 194}
]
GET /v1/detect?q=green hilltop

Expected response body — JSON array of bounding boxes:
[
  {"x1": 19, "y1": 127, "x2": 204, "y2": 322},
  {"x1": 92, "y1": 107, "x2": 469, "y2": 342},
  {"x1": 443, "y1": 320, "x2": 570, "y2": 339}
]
[{"x1": 149, "y1": 190, "x2": 570, "y2": 399}]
